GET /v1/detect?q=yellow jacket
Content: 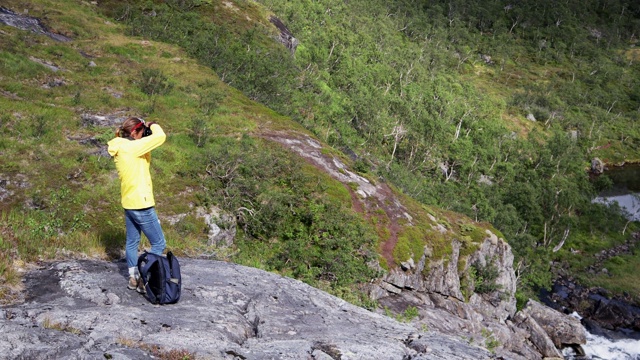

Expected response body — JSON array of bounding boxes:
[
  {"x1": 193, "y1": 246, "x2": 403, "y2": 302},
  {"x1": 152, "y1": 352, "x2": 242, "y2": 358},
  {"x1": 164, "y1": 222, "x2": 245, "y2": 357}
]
[{"x1": 107, "y1": 124, "x2": 166, "y2": 209}]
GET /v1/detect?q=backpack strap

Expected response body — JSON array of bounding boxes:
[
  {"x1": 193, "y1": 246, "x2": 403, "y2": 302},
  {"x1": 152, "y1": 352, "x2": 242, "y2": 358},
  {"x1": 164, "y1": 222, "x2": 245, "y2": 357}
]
[
  {"x1": 166, "y1": 251, "x2": 180, "y2": 285},
  {"x1": 137, "y1": 251, "x2": 148, "y2": 267},
  {"x1": 137, "y1": 252, "x2": 161, "y2": 303},
  {"x1": 137, "y1": 251, "x2": 150, "y2": 279}
]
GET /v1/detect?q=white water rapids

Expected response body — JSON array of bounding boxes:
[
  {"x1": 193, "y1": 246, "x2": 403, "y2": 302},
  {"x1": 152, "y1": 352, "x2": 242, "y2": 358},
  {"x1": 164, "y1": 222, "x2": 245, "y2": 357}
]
[{"x1": 563, "y1": 312, "x2": 640, "y2": 360}]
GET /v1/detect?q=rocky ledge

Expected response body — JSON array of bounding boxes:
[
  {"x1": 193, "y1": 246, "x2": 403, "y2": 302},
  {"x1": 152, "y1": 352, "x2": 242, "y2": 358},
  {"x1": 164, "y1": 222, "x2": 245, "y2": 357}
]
[{"x1": 0, "y1": 258, "x2": 493, "y2": 359}]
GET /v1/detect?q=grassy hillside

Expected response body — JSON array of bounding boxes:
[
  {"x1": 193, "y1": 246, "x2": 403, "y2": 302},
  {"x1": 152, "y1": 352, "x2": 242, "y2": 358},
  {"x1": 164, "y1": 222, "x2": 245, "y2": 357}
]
[
  {"x1": 0, "y1": 0, "x2": 358, "y2": 300},
  {"x1": 0, "y1": 0, "x2": 490, "y2": 308},
  {"x1": 1, "y1": 0, "x2": 640, "y2": 307}
]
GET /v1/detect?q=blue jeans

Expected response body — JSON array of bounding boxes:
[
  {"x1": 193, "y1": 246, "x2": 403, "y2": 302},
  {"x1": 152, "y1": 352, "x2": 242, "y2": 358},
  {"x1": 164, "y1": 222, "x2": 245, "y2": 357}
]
[{"x1": 124, "y1": 207, "x2": 166, "y2": 268}]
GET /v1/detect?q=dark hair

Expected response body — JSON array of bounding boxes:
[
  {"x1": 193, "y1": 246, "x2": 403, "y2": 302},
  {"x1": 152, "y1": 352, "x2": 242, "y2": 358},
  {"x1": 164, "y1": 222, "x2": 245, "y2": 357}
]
[{"x1": 116, "y1": 117, "x2": 144, "y2": 138}]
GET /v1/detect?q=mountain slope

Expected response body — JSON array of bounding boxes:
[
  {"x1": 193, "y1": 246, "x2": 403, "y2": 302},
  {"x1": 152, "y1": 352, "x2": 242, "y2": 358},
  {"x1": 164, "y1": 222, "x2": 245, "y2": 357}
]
[
  {"x1": 87, "y1": 0, "x2": 640, "y2": 303},
  {"x1": 2, "y1": 0, "x2": 640, "y2": 307},
  {"x1": 0, "y1": 0, "x2": 499, "y2": 306},
  {"x1": 0, "y1": 1, "x2": 618, "y2": 357}
]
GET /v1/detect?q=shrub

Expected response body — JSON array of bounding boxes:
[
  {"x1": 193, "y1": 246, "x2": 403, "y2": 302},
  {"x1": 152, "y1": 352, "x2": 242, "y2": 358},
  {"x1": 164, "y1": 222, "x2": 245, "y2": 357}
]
[
  {"x1": 198, "y1": 87, "x2": 225, "y2": 115},
  {"x1": 471, "y1": 258, "x2": 502, "y2": 294},
  {"x1": 481, "y1": 328, "x2": 500, "y2": 353},
  {"x1": 139, "y1": 68, "x2": 174, "y2": 96},
  {"x1": 197, "y1": 137, "x2": 379, "y2": 291},
  {"x1": 188, "y1": 117, "x2": 209, "y2": 148}
]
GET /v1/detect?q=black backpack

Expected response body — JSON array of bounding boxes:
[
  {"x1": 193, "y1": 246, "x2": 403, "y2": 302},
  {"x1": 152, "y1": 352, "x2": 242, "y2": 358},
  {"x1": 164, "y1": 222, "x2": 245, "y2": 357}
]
[{"x1": 137, "y1": 251, "x2": 181, "y2": 304}]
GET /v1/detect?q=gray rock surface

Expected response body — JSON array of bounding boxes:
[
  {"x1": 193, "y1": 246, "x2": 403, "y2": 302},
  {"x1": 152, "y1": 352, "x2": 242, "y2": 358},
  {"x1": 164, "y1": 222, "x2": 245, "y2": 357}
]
[
  {"x1": 0, "y1": 6, "x2": 71, "y2": 42},
  {"x1": 0, "y1": 258, "x2": 492, "y2": 359},
  {"x1": 511, "y1": 310, "x2": 564, "y2": 358},
  {"x1": 521, "y1": 299, "x2": 586, "y2": 349},
  {"x1": 369, "y1": 229, "x2": 584, "y2": 360}
]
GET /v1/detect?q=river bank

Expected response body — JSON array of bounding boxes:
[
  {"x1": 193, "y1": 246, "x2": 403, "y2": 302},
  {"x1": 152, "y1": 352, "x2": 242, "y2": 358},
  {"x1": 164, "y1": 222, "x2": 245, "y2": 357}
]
[
  {"x1": 554, "y1": 161, "x2": 640, "y2": 359},
  {"x1": 540, "y1": 274, "x2": 640, "y2": 359},
  {"x1": 540, "y1": 276, "x2": 640, "y2": 339}
]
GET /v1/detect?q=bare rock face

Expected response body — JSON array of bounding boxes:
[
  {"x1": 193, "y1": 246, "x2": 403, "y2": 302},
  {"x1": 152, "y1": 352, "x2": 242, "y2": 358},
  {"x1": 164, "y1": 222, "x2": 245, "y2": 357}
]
[
  {"x1": 0, "y1": 7, "x2": 71, "y2": 42},
  {"x1": 269, "y1": 16, "x2": 299, "y2": 53},
  {"x1": 509, "y1": 299, "x2": 586, "y2": 359},
  {"x1": 467, "y1": 230, "x2": 517, "y2": 321},
  {"x1": 520, "y1": 299, "x2": 586, "y2": 349},
  {"x1": 372, "y1": 230, "x2": 517, "y2": 319},
  {"x1": 423, "y1": 240, "x2": 466, "y2": 300},
  {"x1": 511, "y1": 309, "x2": 564, "y2": 358},
  {"x1": 368, "y1": 227, "x2": 584, "y2": 359},
  {"x1": 0, "y1": 259, "x2": 493, "y2": 359},
  {"x1": 80, "y1": 112, "x2": 127, "y2": 128}
]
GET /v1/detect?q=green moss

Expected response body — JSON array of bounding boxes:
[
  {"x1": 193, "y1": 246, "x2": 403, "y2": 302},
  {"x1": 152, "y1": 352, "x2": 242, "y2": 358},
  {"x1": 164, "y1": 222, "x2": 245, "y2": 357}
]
[
  {"x1": 393, "y1": 241, "x2": 412, "y2": 264},
  {"x1": 347, "y1": 182, "x2": 359, "y2": 191},
  {"x1": 378, "y1": 254, "x2": 389, "y2": 271},
  {"x1": 431, "y1": 236, "x2": 454, "y2": 260},
  {"x1": 439, "y1": 220, "x2": 451, "y2": 230},
  {"x1": 393, "y1": 226, "x2": 427, "y2": 264},
  {"x1": 459, "y1": 235, "x2": 481, "y2": 258},
  {"x1": 317, "y1": 174, "x2": 351, "y2": 204},
  {"x1": 469, "y1": 227, "x2": 489, "y2": 243}
]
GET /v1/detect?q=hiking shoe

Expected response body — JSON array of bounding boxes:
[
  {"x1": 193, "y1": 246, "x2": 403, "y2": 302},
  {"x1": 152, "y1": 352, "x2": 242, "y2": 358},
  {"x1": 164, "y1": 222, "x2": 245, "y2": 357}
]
[
  {"x1": 127, "y1": 276, "x2": 137, "y2": 290},
  {"x1": 136, "y1": 277, "x2": 146, "y2": 294}
]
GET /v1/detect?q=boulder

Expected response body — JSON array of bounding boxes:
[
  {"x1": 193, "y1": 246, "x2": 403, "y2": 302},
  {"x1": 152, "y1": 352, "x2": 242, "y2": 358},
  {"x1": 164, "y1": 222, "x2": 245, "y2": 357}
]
[
  {"x1": 521, "y1": 299, "x2": 586, "y2": 348},
  {"x1": 547, "y1": 277, "x2": 640, "y2": 337},
  {"x1": 591, "y1": 158, "x2": 605, "y2": 174},
  {"x1": 269, "y1": 16, "x2": 299, "y2": 53},
  {"x1": 512, "y1": 310, "x2": 564, "y2": 358}
]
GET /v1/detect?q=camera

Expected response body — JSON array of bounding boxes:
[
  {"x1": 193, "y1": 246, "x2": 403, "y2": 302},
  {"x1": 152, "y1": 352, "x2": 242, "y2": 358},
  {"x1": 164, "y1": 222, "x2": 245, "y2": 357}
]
[{"x1": 142, "y1": 125, "x2": 153, "y2": 137}]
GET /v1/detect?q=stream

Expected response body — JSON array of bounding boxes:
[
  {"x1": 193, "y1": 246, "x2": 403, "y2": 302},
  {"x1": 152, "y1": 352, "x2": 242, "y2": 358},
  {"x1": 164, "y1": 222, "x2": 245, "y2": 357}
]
[
  {"x1": 563, "y1": 312, "x2": 640, "y2": 360},
  {"x1": 562, "y1": 164, "x2": 640, "y2": 359},
  {"x1": 593, "y1": 164, "x2": 640, "y2": 221}
]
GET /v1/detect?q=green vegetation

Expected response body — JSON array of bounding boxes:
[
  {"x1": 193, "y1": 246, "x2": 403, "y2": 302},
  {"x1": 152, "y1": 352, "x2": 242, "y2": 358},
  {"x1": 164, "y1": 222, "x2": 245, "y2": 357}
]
[
  {"x1": 138, "y1": 68, "x2": 175, "y2": 97},
  {"x1": 481, "y1": 328, "x2": 500, "y2": 354},
  {"x1": 393, "y1": 226, "x2": 428, "y2": 265},
  {"x1": 470, "y1": 259, "x2": 502, "y2": 294},
  {"x1": 195, "y1": 136, "x2": 379, "y2": 292},
  {"x1": 0, "y1": 0, "x2": 379, "y2": 306},
  {"x1": 1, "y1": 0, "x2": 639, "y2": 311},
  {"x1": 384, "y1": 305, "x2": 420, "y2": 323}
]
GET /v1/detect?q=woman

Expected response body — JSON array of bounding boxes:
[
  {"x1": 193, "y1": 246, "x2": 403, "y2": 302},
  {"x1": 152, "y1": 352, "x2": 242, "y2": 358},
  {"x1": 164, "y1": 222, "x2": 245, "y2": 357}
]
[{"x1": 107, "y1": 117, "x2": 167, "y2": 292}]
